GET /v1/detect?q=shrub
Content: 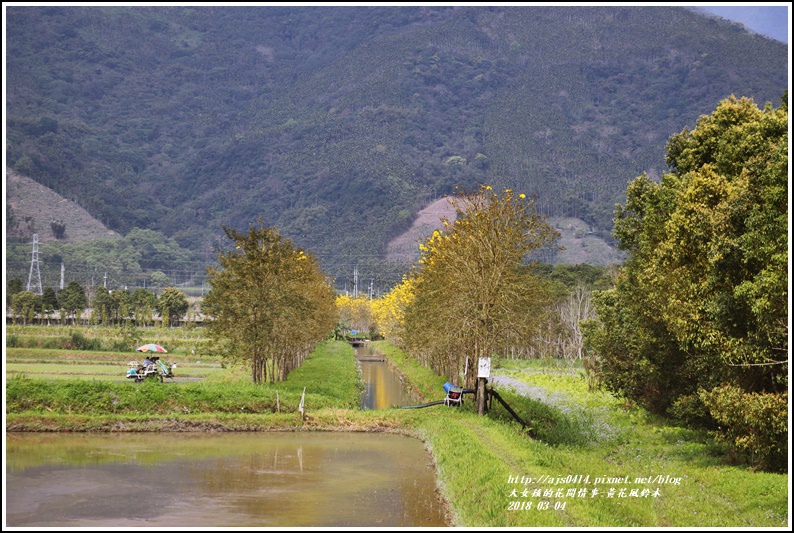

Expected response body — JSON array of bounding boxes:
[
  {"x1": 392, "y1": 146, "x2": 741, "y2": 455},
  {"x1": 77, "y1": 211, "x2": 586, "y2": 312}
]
[
  {"x1": 62, "y1": 331, "x2": 102, "y2": 351},
  {"x1": 668, "y1": 392, "x2": 715, "y2": 428},
  {"x1": 42, "y1": 337, "x2": 63, "y2": 349},
  {"x1": 699, "y1": 385, "x2": 788, "y2": 473},
  {"x1": 110, "y1": 339, "x2": 134, "y2": 352}
]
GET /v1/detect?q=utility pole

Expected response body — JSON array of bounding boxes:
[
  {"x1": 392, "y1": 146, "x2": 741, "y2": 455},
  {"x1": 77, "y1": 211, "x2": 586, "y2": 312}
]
[
  {"x1": 353, "y1": 265, "x2": 359, "y2": 298},
  {"x1": 26, "y1": 234, "x2": 43, "y2": 295},
  {"x1": 60, "y1": 262, "x2": 65, "y2": 290}
]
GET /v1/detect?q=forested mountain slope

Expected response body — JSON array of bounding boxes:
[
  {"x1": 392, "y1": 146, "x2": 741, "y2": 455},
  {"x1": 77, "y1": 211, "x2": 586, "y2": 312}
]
[{"x1": 5, "y1": 6, "x2": 788, "y2": 278}]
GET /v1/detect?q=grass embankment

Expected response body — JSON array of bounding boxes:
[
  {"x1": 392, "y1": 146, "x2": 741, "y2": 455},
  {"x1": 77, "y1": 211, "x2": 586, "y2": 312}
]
[{"x1": 4, "y1": 333, "x2": 788, "y2": 527}]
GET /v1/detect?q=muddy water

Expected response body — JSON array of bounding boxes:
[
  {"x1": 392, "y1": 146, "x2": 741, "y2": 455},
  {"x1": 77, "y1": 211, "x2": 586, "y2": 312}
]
[
  {"x1": 356, "y1": 344, "x2": 417, "y2": 410},
  {"x1": 5, "y1": 432, "x2": 449, "y2": 527}
]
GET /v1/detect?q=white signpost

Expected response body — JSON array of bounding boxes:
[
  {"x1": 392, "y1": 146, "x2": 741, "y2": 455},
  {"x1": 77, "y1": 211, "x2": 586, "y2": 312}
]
[
  {"x1": 476, "y1": 357, "x2": 491, "y2": 415},
  {"x1": 477, "y1": 357, "x2": 491, "y2": 379}
]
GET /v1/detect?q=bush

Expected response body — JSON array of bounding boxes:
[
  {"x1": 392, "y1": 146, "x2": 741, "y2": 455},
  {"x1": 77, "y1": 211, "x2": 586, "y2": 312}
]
[
  {"x1": 110, "y1": 339, "x2": 134, "y2": 352},
  {"x1": 699, "y1": 385, "x2": 788, "y2": 473},
  {"x1": 62, "y1": 331, "x2": 102, "y2": 351},
  {"x1": 7, "y1": 334, "x2": 19, "y2": 348},
  {"x1": 668, "y1": 392, "x2": 715, "y2": 428},
  {"x1": 42, "y1": 337, "x2": 63, "y2": 349}
]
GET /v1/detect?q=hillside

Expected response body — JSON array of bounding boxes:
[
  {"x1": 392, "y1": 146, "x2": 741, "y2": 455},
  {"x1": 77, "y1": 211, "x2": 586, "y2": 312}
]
[
  {"x1": 384, "y1": 198, "x2": 625, "y2": 266},
  {"x1": 6, "y1": 168, "x2": 120, "y2": 244},
  {"x1": 5, "y1": 6, "x2": 788, "y2": 275},
  {"x1": 385, "y1": 197, "x2": 458, "y2": 263}
]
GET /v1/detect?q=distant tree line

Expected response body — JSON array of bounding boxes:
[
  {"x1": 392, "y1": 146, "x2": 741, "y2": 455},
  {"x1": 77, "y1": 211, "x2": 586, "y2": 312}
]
[
  {"x1": 6, "y1": 277, "x2": 189, "y2": 327},
  {"x1": 4, "y1": 228, "x2": 205, "y2": 293}
]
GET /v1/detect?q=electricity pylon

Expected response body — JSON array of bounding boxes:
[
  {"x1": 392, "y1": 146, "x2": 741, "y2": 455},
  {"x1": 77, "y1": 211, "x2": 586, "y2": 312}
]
[{"x1": 27, "y1": 234, "x2": 43, "y2": 295}]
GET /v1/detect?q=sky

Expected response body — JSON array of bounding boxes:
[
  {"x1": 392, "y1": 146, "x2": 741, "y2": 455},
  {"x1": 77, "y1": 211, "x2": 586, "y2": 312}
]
[{"x1": 696, "y1": 4, "x2": 790, "y2": 43}]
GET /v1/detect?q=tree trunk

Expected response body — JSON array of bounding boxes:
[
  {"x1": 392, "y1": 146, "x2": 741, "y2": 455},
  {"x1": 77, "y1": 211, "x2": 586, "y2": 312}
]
[{"x1": 477, "y1": 377, "x2": 488, "y2": 415}]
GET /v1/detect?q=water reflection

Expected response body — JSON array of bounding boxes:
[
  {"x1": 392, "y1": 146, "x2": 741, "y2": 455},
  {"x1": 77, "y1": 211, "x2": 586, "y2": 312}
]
[
  {"x1": 6, "y1": 432, "x2": 449, "y2": 527},
  {"x1": 356, "y1": 345, "x2": 416, "y2": 410}
]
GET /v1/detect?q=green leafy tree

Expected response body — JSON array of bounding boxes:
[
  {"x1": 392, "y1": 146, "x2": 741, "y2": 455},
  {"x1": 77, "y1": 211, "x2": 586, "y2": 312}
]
[
  {"x1": 11, "y1": 291, "x2": 40, "y2": 325},
  {"x1": 203, "y1": 217, "x2": 337, "y2": 384},
  {"x1": 123, "y1": 228, "x2": 195, "y2": 272},
  {"x1": 149, "y1": 271, "x2": 170, "y2": 288},
  {"x1": 58, "y1": 281, "x2": 87, "y2": 324},
  {"x1": 7, "y1": 277, "x2": 23, "y2": 307},
  {"x1": 157, "y1": 287, "x2": 189, "y2": 327},
  {"x1": 92, "y1": 286, "x2": 115, "y2": 326},
  {"x1": 403, "y1": 185, "x2": 559, "y2": 388},
  {"x1": 41, "y1": 286, "x2": 59, "y2": 321},
  {"x1": 585, "y1": 95, "x2": 787, "y2": 471},
  {"x1": 131, "y1": 288, "x2": 157, "y2": 326},
  {"x1": 111, "y1": 289, "x2": 133, "y2": 323}
]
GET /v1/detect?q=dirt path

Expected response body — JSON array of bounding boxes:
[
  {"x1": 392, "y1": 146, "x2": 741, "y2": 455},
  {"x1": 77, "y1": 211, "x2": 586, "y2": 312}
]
[{"x1": 490, "y1": 370, "x2": 619, "y2": 444}]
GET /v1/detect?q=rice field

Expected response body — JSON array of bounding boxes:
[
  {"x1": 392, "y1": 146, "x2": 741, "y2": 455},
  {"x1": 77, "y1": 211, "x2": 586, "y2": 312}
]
[{"x1": 5, "y1": 347, "x2": 224, "y2": 383}]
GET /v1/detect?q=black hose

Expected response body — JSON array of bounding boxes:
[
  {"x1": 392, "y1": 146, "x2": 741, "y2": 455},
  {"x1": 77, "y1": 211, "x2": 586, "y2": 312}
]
[{"x1": 398, "y1": 400, "x2": 447, "y2": 409}]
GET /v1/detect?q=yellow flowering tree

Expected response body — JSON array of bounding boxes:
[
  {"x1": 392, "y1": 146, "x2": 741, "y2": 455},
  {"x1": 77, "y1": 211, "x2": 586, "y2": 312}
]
[
  {"x1": 335, "y1": 294, "x2": 373, "y2": 335},
  {"x1": 403, "y1": 185, "x2": 559, "y2": 388},
  {"x1": 371, "y1": 275, "x2": 416, "y2": 346},
  {"x1": 203, "y1": 217, "x2": 337, "y2": 384}
]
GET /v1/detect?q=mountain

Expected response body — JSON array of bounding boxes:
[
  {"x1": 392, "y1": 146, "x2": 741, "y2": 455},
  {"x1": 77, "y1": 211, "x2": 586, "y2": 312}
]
[{"x1": 5, "y1": 6, "x2": 788, "y2": 282}]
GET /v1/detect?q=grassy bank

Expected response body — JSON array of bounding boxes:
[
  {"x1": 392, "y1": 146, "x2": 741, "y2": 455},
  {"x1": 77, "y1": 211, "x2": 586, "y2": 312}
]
[{"x1": 4, "y1": 333, "x2": 789, "y2": 527}]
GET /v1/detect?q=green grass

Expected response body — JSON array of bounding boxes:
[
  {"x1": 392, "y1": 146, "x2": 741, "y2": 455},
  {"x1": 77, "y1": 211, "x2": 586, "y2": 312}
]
[{"x1": 424, "y1": 357, "x2": 789, "y2": 527}]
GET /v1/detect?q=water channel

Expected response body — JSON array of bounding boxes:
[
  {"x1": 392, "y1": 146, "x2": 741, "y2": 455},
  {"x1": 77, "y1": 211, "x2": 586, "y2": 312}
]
[
  {"x1": 5, "y1": 346, "x2": 447, "y2": 527},
  {"x1": 355, "y1": 343, "x2": 418, "y2": 410}
]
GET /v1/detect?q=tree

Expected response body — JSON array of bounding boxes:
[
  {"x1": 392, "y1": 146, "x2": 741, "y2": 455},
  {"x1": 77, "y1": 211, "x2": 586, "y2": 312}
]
[
  {"x1": 157, "y1": 287, "x2": 189, "y2": 327},
  {"x1": 58, "y1": 281, "x2": 86, "y2": 324},
  {"x1": 585, "y1": 95, "x2": 787, "y2": 471},
  {"x1": 130, "y1": 288, "x2": 157, "y2": 326},
  {"x1": 203, "y1": 217, "x2": 337, "y2": 384},
  {"x1": 11, "y1": 291, "x2": 40, "y2": 325},
  {"x1": 7, "y1": 277, "x2": 23, "y2": 307},
  {"x1": 371, "y1": 275, "x2": 416, "y2": 347},
  {"x1": 41, "y1": 287, "x2": 59, "y2": 322},
  {"x1": 403, "y1": 185, "x2": 559, "y2": 389},
  {"x1": 92, "y1": 286, "x2": 115, "y2": 326},
  {"x1": 149, "y1": 271, "x2": 170, "y2": 288},
  {"x1": 111, "y1": 289, "x2": 133, "y2": 323},
  {"x1": 335, "y1": 294, "x2": 373, "y2": 336},
  {"x1": 558, "y1": 283, "x2": 595, "y2": 360}
]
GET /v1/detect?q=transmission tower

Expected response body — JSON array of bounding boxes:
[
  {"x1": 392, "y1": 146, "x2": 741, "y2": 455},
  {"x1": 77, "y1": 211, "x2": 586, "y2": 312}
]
[{"x1": 27, "y1": 234, "x2": 43, "y2": 295}]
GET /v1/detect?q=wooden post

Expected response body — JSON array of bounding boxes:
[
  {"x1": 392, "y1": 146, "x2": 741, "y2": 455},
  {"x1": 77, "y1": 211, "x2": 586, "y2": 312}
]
[
  {"x1": 298, "y1": 387, "x2": 306, "y2": 424},
  {"x1": 477, "y1": 377, "x2": 488, "y2": 415}
]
